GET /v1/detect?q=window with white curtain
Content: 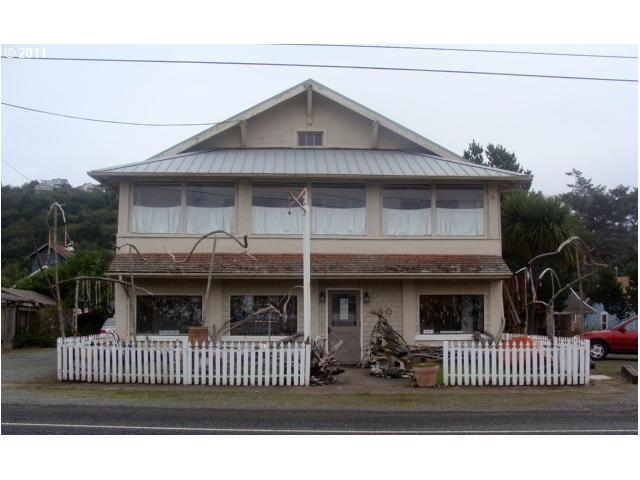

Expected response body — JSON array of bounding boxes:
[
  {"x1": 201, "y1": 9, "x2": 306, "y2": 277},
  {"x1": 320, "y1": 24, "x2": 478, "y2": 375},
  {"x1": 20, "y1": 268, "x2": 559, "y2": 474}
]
[
  {"x1": 132, "y1": 183, "x2": 182, "y2": 233},
  {"x1": 383, "y1": 186, "x2": 431, "y2": 235},
  {"x1": 436, "y1": 185, "x2": 484, "y2": 235},
  {"x1": 251, "y1": 183, "x2": 304, "y2": 234},
  {"x1": 186, "y1": 183, "x2": 235, "y2": 234},
  {"x1": 312, "y1": 184, "x2": 366, "y2": 235}
]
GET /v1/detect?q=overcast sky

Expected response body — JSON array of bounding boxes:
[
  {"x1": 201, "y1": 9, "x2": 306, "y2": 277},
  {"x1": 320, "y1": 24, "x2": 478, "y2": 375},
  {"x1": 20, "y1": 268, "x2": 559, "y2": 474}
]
[{"x1": 1, "y1": 44, "x2": 637, "y2": 194}]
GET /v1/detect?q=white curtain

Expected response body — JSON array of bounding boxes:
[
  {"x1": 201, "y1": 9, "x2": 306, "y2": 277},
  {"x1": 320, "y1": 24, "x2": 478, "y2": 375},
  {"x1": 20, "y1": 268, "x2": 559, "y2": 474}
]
[
  {"x1": 187, "y1": 206, "x2": 235, "y2": 234},
  {"x1": 252, "y1": 206, "x2": 303, "y2": 234},
  {"x1": 437, "y1": 208, "x2": 484, "y2": 235},
  {"x1": 132, "y1": 205, "x2": 181, "y2": 233},
  {"x1": 312, "y1": 207, "x2": 366, "y2": 235},
  {"x1": 383, "y1": 208, "x2": 430, "y2": 235}
]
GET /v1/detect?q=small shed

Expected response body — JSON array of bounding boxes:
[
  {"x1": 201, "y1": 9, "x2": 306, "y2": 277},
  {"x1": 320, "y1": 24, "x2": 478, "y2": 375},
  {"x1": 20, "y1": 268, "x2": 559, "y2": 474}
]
[
  {"x1": 554, "y1": 288, "x2": 597, "y2": 336},
  {"x1": 1, "y1": 288, "x2": 56, "y2": 350}
]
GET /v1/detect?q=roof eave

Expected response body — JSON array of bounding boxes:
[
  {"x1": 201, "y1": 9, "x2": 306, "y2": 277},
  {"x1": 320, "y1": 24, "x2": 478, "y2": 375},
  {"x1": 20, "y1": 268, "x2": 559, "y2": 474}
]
[{"x1": 88, "y1": 170, "x2": 533, "y2": 183}]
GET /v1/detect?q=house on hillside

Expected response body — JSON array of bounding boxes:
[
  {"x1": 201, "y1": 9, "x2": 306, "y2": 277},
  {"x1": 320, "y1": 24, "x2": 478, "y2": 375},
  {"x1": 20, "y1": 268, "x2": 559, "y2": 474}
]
[
  {"x1": 88, "y1": 79, "x2": 531, "y2": 363},
  {"x1": 35, "y1": 178, "x2": 71, "y2": 193},
  {"x1": 27, "y1": 243, "x2": 75, "y2": 274}
]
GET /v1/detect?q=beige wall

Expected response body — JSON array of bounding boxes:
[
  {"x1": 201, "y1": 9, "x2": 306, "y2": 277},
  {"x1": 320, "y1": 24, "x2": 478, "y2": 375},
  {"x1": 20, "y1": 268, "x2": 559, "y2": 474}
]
[
  {"x1": 116, "y1": 181, "x2": 502, "y2": 256},
  {"x1": 191, "y1": 92, "x2": 421, "y2": 151},
  {"x1": 114, "y1": 276, "x2": 503, "y2": 354}
]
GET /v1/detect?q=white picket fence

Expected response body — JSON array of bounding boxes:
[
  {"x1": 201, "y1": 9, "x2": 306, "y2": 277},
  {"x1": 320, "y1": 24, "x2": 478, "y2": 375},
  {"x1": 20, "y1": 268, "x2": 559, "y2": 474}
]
[
  {"x1": 443, "y1": 337, "x2": 590, "y2": 386},
  {"x1": 57, "y1": 336, "x2": 311, "y2": 386}
]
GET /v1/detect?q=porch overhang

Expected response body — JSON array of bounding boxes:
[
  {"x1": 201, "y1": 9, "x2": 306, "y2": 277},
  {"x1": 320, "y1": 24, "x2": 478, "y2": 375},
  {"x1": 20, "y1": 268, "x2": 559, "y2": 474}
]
[{"x1": 107, "y1": 253, "x2": 512, "y2": 279}]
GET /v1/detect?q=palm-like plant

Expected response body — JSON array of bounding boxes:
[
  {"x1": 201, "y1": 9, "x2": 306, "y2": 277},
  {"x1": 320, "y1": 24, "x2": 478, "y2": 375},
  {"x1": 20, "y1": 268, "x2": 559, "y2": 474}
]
[{"x1": 501, "y1": 191, "x2": 579, "y2": 273}]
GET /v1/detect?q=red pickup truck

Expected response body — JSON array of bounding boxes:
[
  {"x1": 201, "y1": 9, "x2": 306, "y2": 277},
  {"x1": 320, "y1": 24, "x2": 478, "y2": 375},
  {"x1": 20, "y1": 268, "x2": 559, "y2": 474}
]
[{"x1": 583, "y1": 316, "x2": 638, "y2": 360}]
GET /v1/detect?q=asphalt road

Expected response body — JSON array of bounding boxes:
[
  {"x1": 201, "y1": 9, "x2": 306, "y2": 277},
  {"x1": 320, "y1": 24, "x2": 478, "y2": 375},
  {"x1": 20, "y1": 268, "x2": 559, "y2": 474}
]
[{"x1": 1, "y1": 404, "x2": 637, "y2": 434}]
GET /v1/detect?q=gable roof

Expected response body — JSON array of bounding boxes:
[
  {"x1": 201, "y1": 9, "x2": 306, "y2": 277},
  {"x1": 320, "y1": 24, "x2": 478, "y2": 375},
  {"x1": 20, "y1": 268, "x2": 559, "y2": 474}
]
[
  {"x1": 556, "y1": 288, "x2": 597, "y2": 315},
  {"x1": 147, "y1": 79, "x2": 463, "y2": 161},
  {"x1": 26, "y1": 244, "x2": 75, "y2": 260},
  {"x1": 89, "y1": 148, "x2": 531, "y2": 182}
]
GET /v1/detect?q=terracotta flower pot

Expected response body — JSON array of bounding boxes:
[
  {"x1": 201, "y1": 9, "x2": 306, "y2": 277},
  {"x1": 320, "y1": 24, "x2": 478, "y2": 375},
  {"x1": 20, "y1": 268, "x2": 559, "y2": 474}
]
[{"x1": 413, "y1": 364, "x2": 440, "y2": 387}]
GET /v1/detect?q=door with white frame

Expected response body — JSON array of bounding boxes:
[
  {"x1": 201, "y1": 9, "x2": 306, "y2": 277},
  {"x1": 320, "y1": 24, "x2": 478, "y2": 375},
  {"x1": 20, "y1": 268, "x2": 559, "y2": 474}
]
[{"x1": 327, "y1": 290, "x2": 361, "y2": 364}]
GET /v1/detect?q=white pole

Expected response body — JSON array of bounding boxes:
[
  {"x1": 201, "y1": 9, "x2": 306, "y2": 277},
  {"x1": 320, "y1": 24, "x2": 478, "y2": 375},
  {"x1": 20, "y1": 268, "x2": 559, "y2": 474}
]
[{"x1": 302, "y1": 188, "x2": 311, "y2": 342}]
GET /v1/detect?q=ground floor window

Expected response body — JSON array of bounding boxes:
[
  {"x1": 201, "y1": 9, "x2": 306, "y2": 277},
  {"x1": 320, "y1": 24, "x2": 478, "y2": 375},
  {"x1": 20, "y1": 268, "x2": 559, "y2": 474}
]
[
  {"x1": 229, "y1": 295, "x2": 297, "y2": 336},
  {"x1": 419, "y1": 295, "x2": 484, "y2": 335},
  {"x1": 136, "y1": 295, "x2": 202, "y2": 335}
]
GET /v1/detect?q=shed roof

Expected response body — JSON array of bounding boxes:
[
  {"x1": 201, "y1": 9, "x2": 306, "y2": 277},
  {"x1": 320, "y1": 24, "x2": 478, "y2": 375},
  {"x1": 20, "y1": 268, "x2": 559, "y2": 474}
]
[
  {"x1": 556, "y1": 288, "x2": 597, "y2": 315},
  {"x1": 107, "y1": 253, "x2": 512, "y2": 278},
  {"x1": 89, "y1": 148, "x2": 531, "y2": 182},
  {"x1": 1, "y1": 288, "x2": 56, "y2": 306}
]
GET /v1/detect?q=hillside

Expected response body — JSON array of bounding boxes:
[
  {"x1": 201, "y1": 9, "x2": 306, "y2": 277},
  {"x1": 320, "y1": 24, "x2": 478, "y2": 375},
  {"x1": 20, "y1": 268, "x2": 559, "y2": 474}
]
[{"x1": 1, "y1": 182, "x2": 118, "y2": 284}]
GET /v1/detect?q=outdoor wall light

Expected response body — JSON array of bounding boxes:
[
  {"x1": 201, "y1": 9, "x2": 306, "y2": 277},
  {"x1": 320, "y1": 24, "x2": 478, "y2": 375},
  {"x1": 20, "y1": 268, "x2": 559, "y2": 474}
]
[
  {"x1": 319, "y1": 291, "x2": 326, "y2": 303},
  {"x1": 363, "y1": 292, "x2": 370, "y2": 303}
]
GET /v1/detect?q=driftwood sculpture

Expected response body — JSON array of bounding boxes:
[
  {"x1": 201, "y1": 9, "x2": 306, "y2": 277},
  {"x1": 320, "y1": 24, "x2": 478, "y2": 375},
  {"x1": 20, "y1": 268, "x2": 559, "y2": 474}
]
[
  {"x1": 309, "y1": 337, "x2": 345, "y2": 385},
  {"x1": 365, "y1": 309, "x2": 442, "y2": 378}
]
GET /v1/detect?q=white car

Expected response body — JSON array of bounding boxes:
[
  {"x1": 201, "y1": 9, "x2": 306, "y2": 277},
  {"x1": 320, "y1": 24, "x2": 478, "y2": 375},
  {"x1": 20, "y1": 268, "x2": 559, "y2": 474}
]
[{"x1": 99, "y1": 318, "x2": 116, "y2": 335}]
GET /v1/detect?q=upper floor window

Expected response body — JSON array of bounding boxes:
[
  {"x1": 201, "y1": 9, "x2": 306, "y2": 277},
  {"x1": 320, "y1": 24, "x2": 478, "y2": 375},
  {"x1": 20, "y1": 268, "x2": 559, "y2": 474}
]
[
  {"x1": 312, "y1": 183, "x2": 366, "y2": 235},
  {"x1": 383, "y1": 186, "x2": 431, "y2": 235},
  {"x1": 132, "y1": 183, "x2": 181, "y2": 233},
  {"x1": 436, "y1": 185, "x2": 484, "y2": 236},
  {"x1": 186, "y1": 183, "x2": 235, "y2": 234},
  {"x1": 297, "y1": 131, "x2": 323, "y2": 146},
  {"x1": 252, "y1": 183, "x2": 304, "y2": 234}
]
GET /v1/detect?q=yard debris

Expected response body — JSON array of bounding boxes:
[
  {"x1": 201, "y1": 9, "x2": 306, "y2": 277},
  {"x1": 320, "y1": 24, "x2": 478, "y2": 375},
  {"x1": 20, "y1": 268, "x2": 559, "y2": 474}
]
[
  {"x1": 365, "y1": 309, "x2": 442, "y2": 379},
  {"x1": 309, "y1": 337, "x2": 345, "y2": 386}
]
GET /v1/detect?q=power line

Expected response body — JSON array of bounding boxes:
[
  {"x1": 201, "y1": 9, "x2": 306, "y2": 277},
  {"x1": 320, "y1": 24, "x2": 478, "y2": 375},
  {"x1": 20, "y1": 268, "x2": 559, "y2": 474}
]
[
  {"x1": 1, "y1": 102, "x2": 226, "y2": 127},
  {"x1": 1, "y1": 158, "x2": 33, "y2": 182},
  {"x1": 277, "y1": 44, "x2": 638, "y2": 60},
  {"x1": 2, "y1": 56, "x2": 636, "y2": 83}
]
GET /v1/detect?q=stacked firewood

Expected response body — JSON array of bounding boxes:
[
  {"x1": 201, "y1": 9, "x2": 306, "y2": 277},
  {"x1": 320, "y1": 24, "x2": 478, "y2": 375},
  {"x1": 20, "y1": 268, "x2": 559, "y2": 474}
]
[
  {"x1": 309, "y1": 338, "x2": 345, "y2": 386},
  {"x1": 365, "y1": 310, "x2": 442, "y2": 378}
]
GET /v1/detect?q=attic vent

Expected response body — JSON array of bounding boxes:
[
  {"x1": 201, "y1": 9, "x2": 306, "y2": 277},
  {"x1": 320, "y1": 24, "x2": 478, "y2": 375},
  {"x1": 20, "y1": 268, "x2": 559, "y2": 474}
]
[{"x1": 297, "y1": 131, "x2": 323, "y2": 147}]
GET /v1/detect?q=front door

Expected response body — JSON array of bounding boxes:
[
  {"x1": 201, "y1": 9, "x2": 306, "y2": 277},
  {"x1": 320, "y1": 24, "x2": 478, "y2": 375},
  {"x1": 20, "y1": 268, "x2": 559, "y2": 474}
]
[{"x1": 328, "y1": 290, "x2": 361, "y2": 364}]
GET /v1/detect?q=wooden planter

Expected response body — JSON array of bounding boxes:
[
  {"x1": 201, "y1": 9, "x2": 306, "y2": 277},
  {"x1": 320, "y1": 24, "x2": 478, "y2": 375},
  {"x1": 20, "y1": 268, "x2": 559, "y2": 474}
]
[{"x1": 413, "y1": 364, "x2": 440, "y2": 387}]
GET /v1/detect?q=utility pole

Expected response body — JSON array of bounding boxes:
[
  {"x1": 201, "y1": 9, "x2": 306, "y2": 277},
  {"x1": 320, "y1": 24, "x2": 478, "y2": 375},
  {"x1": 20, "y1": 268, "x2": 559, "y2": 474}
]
[
  {"x1": 302, "y1": 188, "x2": 311, "y2": 342},
  {"x1": 287, "y1": 187, "x2": 311, "y2": 342},
  {"x1": 50, "y1": 204, "x2": 66, "y2": 338}
]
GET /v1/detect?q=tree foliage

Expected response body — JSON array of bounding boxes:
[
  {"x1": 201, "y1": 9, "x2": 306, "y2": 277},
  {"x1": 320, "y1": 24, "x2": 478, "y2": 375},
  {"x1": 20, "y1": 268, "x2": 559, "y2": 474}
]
[
  {"x1": 584, "y1": 268, "x2": 631, "y2": 318},
  {"x1": 1, "y1": 182, "x2": 117, "y2": 284},
  {"x1": 560, "y1": 169, "x2": 638, "y2": 273},
  {"x1": 501, "y1": 190, "x2": 579, "y2": 273},
  {"x1": 463, "y1": 140, "x2": 533, "y2": 176}
]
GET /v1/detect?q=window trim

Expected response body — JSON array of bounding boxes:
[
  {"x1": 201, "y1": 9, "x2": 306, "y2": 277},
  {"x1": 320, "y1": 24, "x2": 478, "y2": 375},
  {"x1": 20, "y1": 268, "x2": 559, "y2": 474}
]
[
  {"x1": 134, "y1": 293, "x2": 204, "y2": 337},
  {"x1": 130, "y1": 180, "x2": 237, "y2": 236},
  {"x1": 310, "y1": 182, "x2": 367, "y2": 236},
  {"x1": 227, "y1": 293, "x2": 300, "y2": 338},
  {"x1": 379, "y1": 183, "x2": 488, "y2": 239},
  {"x1": 249, "y1": 181, "x2": 369, "y2": 237},
  {"x1": 296, "y1": 130, "x2": 324, "y2": 147},
  {"x1": 381, "y1": 184, "x2": 432, "y2": 236},
  {"x1": 415, "y1": 291, "x2": 487, "y2": 341}
]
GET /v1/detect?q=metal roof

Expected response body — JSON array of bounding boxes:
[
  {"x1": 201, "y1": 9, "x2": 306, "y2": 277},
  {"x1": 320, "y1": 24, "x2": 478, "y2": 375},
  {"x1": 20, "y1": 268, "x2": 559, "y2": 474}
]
[
  {"x1": 1, "y1": 288, "x2": 56, "y2": 306},
  {"x1": 89, "y1": 149, "x2": 531, "y2": 182}
]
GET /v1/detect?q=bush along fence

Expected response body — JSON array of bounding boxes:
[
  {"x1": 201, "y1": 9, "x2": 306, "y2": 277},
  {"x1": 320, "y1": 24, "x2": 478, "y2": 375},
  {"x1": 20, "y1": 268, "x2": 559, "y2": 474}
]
[
  {"x1": 442, "y1": 337, "x2": 590, "y2": 386},
  {"x1": 57, "y1": 336, "x2": 311, "y2": 386}
]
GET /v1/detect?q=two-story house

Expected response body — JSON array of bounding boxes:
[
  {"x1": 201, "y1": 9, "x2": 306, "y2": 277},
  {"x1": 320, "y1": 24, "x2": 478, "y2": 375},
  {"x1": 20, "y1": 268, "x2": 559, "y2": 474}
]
[{"x1": 89, "y1": 79, "x2": 531, "y2": 363}]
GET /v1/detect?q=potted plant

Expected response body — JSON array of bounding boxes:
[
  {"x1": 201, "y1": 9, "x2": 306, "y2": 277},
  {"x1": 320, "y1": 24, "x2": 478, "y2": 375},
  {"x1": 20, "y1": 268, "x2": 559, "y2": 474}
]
[{"x1": 412, "y1": 361, "x2": 440, "y2": 387}]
